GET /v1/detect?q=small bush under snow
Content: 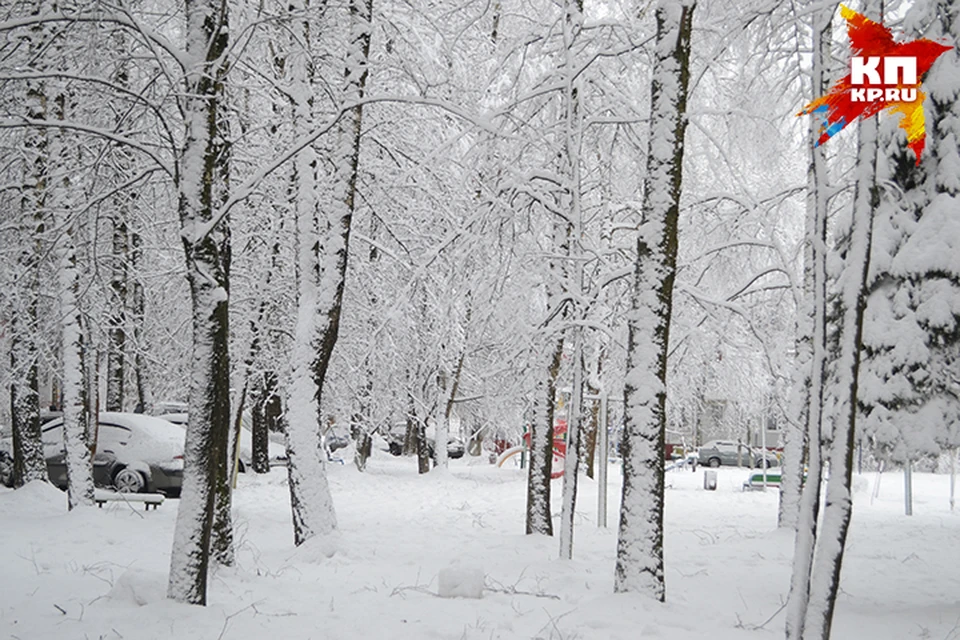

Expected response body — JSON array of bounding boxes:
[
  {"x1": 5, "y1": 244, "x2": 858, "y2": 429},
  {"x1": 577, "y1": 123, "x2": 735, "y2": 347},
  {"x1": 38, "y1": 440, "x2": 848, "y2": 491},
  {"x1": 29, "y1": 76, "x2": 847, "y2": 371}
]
[{"x1": 437, "y1": 565, "x2": 484, "y2": 599}]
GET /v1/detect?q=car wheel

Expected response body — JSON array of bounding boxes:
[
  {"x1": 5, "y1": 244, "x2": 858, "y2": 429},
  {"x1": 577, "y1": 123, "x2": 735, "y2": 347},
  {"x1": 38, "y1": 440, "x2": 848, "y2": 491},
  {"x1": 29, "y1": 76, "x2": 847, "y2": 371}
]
[
  {"x1": 708, "y1": 457, "x2": 721, "y2": 468},
  {"x1": 113, "y1": 468, "x2": 146, "y2": 493}
]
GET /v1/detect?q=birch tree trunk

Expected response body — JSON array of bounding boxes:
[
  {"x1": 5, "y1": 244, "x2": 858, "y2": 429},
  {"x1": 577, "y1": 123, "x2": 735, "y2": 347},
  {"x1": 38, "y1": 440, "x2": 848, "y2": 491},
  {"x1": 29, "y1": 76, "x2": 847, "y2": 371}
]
[
  {"x1": 784, "y1": 5, "x2": 832, "y2": 635},
  {"x1": 51, "y1": 81, "x2": 95, "y2": 510},
  {"x1": 11, "y1": 39, "x2": 49, "y2": 488},
  {"x1": 801, "y1": 114, "x2": 878, "y2": 640},
  {"x1": 526, "y1": 341, "x2": 562, "y2": 535},
  {"x1": 130, "y1": 231, "x2": 152, "y2": 413},
  {"x1": 284, "y1": 0, "x2": 336, "y2": 546},
  {"x1": 285, "y1": 0, "x2": 372, "y2": 543},
  {"x1": 614, "y1": 0, "x2": 694, "y2": 600},
  {"x1": 106, "y1": 40, "x2": 133, "y2": 414},
  {"x1": 557, "y1": 0, "x2": 584, "y2": 561},
  {"x1": 433, "y1": 367, "x2": 450, "y2": 470},
  {"x1": 106, "y1": 208, "x2": 128, "y2": 412},
  {"x1": 780, "y1": 4, "x2": 832, "y2": 532},
  {"x1": 167, "y1": 0, "x2": 233, "y2": 604}
]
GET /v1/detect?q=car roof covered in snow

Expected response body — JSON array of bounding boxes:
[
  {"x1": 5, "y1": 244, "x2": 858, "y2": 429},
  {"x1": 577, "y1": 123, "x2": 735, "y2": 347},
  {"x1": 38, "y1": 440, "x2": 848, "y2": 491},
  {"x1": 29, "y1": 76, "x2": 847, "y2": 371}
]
[{"x1": 44, "y1": 412, "x2": 185, "y2": 462}]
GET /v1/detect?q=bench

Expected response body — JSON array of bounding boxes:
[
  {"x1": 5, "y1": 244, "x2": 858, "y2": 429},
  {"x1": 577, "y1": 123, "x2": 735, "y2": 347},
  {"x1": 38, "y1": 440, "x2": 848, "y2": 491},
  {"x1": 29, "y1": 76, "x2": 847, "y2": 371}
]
[
  {"x1": 743, "y1": 471, "x2": 782, "y2": 491},
  {"x1": 94, "y1": 489, "x2": 165, "y2": 510}
]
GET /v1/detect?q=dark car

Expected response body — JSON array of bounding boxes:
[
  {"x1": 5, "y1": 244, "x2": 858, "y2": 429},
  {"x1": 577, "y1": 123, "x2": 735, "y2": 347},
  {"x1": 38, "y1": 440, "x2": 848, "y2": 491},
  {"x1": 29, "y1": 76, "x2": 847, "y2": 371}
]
[
  {"x1": 697, "y1": 440, "x2": 779, "y2": 469},
  {"x1": 383, "y1": 426, "x2": 465, "y2": 460},
  {"x1": 40, "y1": 413, "x2": 185, "y2": 495}
]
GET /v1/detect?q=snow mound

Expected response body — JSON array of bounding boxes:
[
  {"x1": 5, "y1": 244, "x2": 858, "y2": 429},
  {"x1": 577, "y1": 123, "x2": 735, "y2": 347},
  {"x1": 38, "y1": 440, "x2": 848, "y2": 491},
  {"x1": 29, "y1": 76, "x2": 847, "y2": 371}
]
[
  {"x1": 0, "y1": 480, "x2": 66, "y2": 515},
  {"x1": 852, "y1": 474, "x2": 871, "y2": 495},
  {"x1": 438, "y1": 563, "x2": 484, "y2": 599},
  {"x1": 107, "y1": 569, "x2": 166, "y2": 606},
  {"x1": 289, "y1": 531, "x2": 341, "y2": 563}
]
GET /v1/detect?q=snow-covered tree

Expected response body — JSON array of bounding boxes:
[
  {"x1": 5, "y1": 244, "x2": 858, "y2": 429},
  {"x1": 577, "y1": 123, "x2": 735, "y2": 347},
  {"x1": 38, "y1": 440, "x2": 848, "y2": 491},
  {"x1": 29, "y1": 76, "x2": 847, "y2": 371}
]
[
  {"x1": 860, "y1": 0, "x2": 960, "y2": 468},
  {"x1": 167, "y1": 0, "x2": 234, "y2": 604},
  {"x1": 615, "y1": 0, "x2": 695, "y2": 601}
]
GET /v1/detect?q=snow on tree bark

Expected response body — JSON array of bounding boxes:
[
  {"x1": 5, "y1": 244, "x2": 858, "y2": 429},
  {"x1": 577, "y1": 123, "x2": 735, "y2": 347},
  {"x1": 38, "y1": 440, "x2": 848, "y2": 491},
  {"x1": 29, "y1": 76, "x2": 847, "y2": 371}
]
[
  {"x1": 232, "y1": 223, "x2": 284, "y2": 481},
  {"x1": 526, "y1": 341, "x2": 562, "y2": 536},
  {"x1": 284, "y1": 0, "x2": 337, "y2": 546},
  {"x1": 434, "y1": 368, "x2": 450, "y2": 470},
  {"x1": 614, "y1": 0, "x2": 694, "y2": 600},
  {"x1": 51, "y1": 78, "x2": 95, "y2": 510},
  {"x1": 57, "y1": 223, "x2": 95, "y2": 510},
  {"x1": 130, "y1": 231, "x2": 152, "y2": 414},
  {"x1": 784, "y1": 7, "x2": 832, "y2": 635},
  {"x1": 10, "y1": 38, "x2": 50, "y2": 488},
  {"x1": 252, "y1": 372, "x2": 278, "y2": 474},
  {"x1": 106, "y1": 204, "x2": 128, "y2": 412},
  {"x1": 557, "y1": 0, "x2": 584, "y2": 561},
  {"x1": 167, "y1": 0, "x2": 233, "y2": 604},
  {"x1": 780, "y1": 5, "x2": 833, "y2": 533},
  {"x1": 801, "y1": 112, "x2": 879, "y2": 640},
  {"x1": 106, "y1": 34, "x2": 134, "y2": 414}
]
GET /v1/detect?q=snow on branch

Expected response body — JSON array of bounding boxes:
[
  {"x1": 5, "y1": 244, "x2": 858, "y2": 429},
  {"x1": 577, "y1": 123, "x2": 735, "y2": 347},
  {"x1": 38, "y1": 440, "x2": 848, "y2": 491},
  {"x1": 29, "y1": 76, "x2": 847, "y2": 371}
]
[{"x1": 0, "y1": 118, "x2": 175, "y2": 178}]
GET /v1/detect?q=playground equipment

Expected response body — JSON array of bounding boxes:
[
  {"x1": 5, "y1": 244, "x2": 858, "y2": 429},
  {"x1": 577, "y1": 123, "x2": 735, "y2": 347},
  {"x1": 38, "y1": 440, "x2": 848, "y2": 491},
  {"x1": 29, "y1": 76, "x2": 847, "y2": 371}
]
[{"x1": 495, "y1": 419, "x2": 567, "y2": 479}]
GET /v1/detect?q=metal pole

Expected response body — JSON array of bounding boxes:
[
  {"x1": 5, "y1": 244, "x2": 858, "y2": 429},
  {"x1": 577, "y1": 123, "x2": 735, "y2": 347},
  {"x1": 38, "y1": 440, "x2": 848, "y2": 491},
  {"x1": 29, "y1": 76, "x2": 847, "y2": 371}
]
[
  {"x1": 950, "y1": 451, "x2": 957, "y2": 511},
  {"x1": 761, "y1": 418, "x2": 767, "y2": 490},
  {"x1": 904, "y1": 460, "x2": 913, "y2": 516},
  {"x1": 598, "y1": 394, "x2": 608, "y2": 528}
]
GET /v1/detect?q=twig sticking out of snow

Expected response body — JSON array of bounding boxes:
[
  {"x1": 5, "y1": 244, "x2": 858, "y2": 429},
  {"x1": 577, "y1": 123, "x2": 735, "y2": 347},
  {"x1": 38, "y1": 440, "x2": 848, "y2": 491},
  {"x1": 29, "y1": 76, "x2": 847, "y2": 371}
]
[
  {"x1": 485, "y1": 576, "x2": 560, "y2": 600},
  {"x1": 734, "y1": 600, "x2": 787, "y2": 631}
]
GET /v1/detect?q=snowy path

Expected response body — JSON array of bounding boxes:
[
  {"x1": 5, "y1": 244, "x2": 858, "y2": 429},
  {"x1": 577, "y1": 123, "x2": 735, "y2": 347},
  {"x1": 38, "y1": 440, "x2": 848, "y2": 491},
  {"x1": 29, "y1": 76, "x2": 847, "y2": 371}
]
[{"x1": 1, "y1": 456, "x2": 957, "y2": 639}]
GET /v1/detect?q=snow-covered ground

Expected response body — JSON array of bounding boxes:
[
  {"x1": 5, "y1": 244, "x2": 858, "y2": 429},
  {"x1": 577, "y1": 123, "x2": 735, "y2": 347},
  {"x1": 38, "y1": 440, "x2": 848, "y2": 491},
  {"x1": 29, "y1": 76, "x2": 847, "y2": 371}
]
[{"x1": 1, "y1": 455, "x2": 957, "y2": 640}]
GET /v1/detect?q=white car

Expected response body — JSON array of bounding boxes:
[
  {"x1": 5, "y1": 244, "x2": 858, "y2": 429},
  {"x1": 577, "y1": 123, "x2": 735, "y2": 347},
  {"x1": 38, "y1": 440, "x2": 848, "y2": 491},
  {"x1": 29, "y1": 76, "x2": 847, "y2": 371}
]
[{"x1": 3, "y1": 413, "x2": 185, "y2": 494}]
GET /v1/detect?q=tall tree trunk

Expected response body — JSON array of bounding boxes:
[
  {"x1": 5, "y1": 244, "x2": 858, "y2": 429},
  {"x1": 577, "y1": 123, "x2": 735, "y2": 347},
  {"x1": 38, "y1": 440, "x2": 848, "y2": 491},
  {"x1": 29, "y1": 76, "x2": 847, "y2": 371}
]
[
  {"x1": 231, "y1": 220, "x2": 284, "y2": 481},
  {"x1": 105, "y1": 210, "x2": 127, "y2": 412},
  {"x1": 167, "y1": 0, "x2": 233, "y2": 604},
  {"x1": 52, "y1": 80, "x2": 95, "y2": 510},
  {"x1": 105, "y1": 40, "x2": 133, "y2": 414},
  {"x1": 614, "y1": 0, "x2": 694, "y2": 600},
  {"x1": 784, "y1": 5, "x2": 832, "y2": 636},
  {"x1": 407, "y1": 393, "x2": 430, "y2": 474},
  {"x1": 584, "y1": 385, "x2": 599, "y2": 479},
  {"x1": 432, "y1": 369, "x2": 450, "y2": 470},
  {"x1": 801, "y1": 112, "x2": 878, "y2": 640},
  {"x1": 526, "y1": 340, "x2": 562, "y2": 535},
  {"x1": 780, "y1": 1, "x2": 833, "y2": 533},
  {"x1": 130, "y1": 231, "x2": 152, "y2": 413},
  {"x1": 284, "y1": 0, "x2": 337, "y2": 546},
  {"x1": 251, "y1": 371, "x2": 278, "y2": 474},
  {"x1": 557, "y1": 0, "x2": 584, "y2": 561},
  {"x1": 286, "y1": 0, "x2": 372, "y2": 538},
  {"x1": 11, "y1": 38, "x2": 49, "y2": 488}
]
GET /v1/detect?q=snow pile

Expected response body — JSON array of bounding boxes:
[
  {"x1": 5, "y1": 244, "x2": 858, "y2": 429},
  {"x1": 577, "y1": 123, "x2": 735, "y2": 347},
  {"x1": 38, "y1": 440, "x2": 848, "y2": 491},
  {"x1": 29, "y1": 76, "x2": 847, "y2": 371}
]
[
  {"x1": 437, "y1": 563, "x2": 484, "y2": 598},
  {"x1": 289, "y1": 529, "x2": 340, "y2": 563},
  {"x1": 107, "y1": 569, "x2": 166, "y2": 606},
  {"x1": 0, "y1": 479, "x2": 67, "y2": 515}
]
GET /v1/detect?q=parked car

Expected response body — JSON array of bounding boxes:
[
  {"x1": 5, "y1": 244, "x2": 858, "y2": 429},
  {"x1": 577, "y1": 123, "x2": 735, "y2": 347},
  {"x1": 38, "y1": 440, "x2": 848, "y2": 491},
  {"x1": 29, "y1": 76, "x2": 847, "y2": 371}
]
[
  {"x1": 383, "y1": 424, "x2": 465, "y2": 460},
  {"x1": 154, "y1": 401, "x2": 188, "y2": 415},
  {"x1": 41, "y1": 412, "x2": 185, "y2": 495},
  {"x1": 157, "y1": 412, "x2": 288, "y2": 471},
  {"x1": 430, "y1": 437, "x2": 465, "y2": 460},
  {"x1": 697, "y1": 440, "x2": 779, "y2": 468},
  {"x1": 324, "y1": 432, "x2": 350, "y2": 453}
]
